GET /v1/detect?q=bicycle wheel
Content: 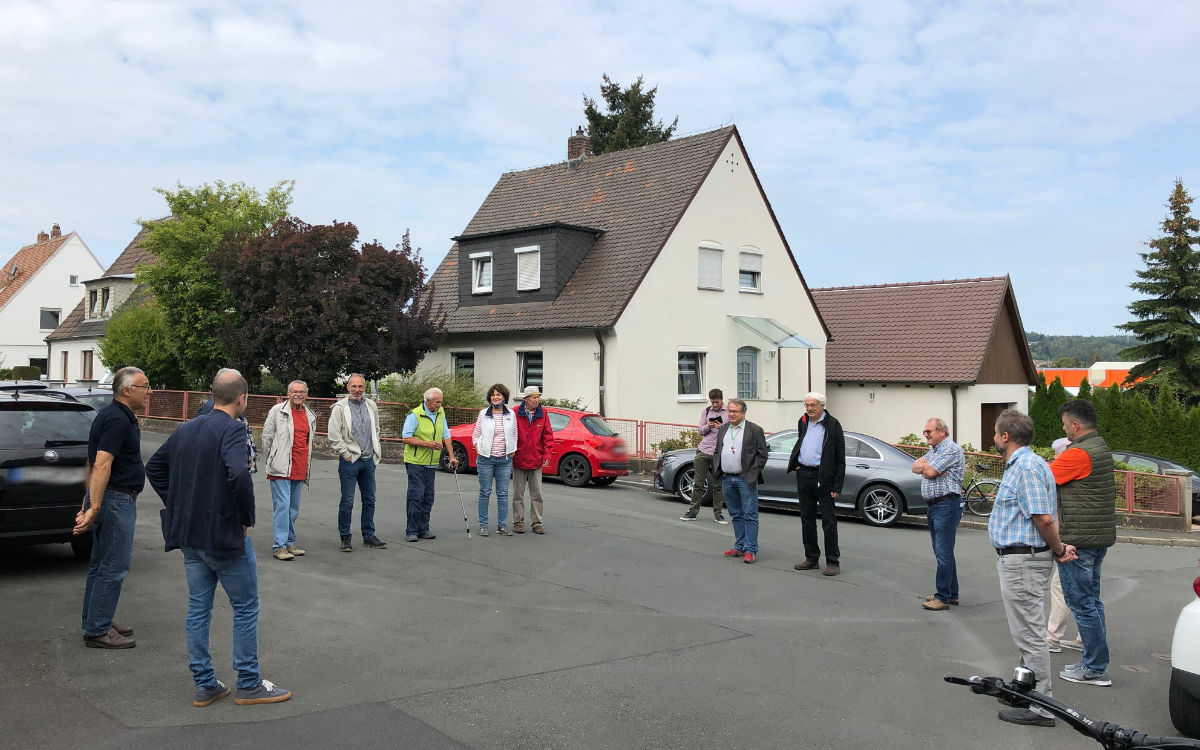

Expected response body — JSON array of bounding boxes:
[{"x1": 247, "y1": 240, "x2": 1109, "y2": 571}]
[{"x1": 964, "y1": 479, "x2": 999, "y2": 517}]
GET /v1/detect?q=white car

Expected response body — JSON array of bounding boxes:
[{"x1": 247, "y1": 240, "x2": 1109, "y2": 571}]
[{"x1": 1170, "y1": 557, "x2": 1200, "y2": 738}]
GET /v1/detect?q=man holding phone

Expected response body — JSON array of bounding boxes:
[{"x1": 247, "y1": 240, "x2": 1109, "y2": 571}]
[{"x1": 680, "y1": 388, "x2": 728, "y2": 524}]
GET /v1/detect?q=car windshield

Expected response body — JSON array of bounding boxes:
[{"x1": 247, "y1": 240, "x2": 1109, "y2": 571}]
[
  {"x1": 581, "y1": 416, "x2": 617, "y2": 437},
  {"x1": 0, "y1": 407, "x2": 94, "y2": 448}
]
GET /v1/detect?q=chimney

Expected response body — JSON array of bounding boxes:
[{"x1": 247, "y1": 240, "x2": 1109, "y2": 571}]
[
  {"x1": 50, "y1": 223, "x2": 61, "y2": 238},
  {"x1": 37, "y1": 230, "x2": 49, "y2": 243},
  {"x1": 567, "y1": 126, "x2": 591, "y2": 160}
]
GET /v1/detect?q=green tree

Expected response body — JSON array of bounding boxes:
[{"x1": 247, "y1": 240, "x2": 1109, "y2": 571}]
[
  {"x1": 1118, "y1": 179, "x2": 1200, "y2": 404},
  {"x1": 137, "y1": 180, "x2": 293, "y2": 388},
  {"x1": 1076, "y1": 378, "x2": 1093, "y2": 400},
  {"x1": 582, "y1": 74, "x2": 678, "y2": 155},
  {"x1": 1052, "y1": 355, "x2": 1082, "y2": 367},
  {"x1": 98, "y1": 301, "x2": 187, "y2": 388}
]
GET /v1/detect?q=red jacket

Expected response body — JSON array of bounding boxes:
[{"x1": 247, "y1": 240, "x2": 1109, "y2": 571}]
[{"x1": 514, "y1": 404, "x2": 555, "y2": 470}]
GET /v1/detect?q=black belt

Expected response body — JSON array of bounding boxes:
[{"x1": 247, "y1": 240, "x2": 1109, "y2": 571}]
[
  {"x1": 926, "y1": 493, "x2": 960, "y2": 506},
  {"x1": 107, "y1": 485, "x2": 140, "y2": 498},
  {"x1": 798, "y1": 464, "x2": 819, "y2": 471},
  {"x1": 995, "y1": 545, "x2": 1050, "y2": 556}
]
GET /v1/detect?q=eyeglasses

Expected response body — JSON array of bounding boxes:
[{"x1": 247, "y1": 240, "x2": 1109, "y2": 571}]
[
  {"x1": 128, "y1": 384, "x2": 152, "y2": 391},
  {"x1": 727, "y1": 409, "x2": 743, "y2": 414}
]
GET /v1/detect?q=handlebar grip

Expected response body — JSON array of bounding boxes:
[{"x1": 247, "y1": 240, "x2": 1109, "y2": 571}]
[{"x1": 1129, "y1": 733, "x2": 1200, "y2": 748}]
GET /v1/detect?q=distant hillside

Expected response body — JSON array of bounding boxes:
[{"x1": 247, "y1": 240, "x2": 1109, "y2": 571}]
[{"x1": 1025, "y1": 331, "x2": 1140, "y2": 366}]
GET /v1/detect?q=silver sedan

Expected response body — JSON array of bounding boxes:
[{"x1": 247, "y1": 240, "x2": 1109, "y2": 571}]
[{"x1": 652, "y1": 429, "x2": 929, "y2": 527}]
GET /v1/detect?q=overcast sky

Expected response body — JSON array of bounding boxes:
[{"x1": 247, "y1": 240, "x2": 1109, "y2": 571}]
[{"x1": 3, "y1": 0, "x2": 1198, "y2": 337}]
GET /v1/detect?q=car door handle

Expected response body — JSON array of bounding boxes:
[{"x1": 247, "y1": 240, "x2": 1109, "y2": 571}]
[{"x1": 855, "y1": 464, "x2": 870, "y2": 469}]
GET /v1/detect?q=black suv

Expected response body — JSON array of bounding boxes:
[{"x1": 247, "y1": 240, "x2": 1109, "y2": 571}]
[{"x1": 0, "y1": 387, "x2": 96, "y2": 558}]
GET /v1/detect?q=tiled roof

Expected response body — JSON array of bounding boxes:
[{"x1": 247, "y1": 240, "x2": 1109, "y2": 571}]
[
  {"x1": 0, "y1": 233, "x2": 71, "y2": 311},
  {"x1": 46, "y1": 227, "x2": 156, "y2": 342},
  {"x1": 428, "y1": 127, "x2": 738, "y2": 333},
  {"x1": 812, "y1": 276, "x2": 1019, "y2": 384}
]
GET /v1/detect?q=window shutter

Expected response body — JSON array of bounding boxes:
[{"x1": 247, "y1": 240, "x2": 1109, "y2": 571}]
[
  {"x1": 697, "y1": 248, "x2": 723, "y2": 289},
  {"x1": 516, "y1": 248, "x2": 540, "y2": 290},
  {"x1": 739, "y1": 252, "x2": 762, "y2": 273}
]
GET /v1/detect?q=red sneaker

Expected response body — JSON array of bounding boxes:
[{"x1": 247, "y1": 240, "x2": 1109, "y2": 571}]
[
  {"x1": 724, "y1": 549, "x2": 741, "y2": 558},
  {"x1": 743, "y1": 553, "x2": 756, "y2": 564}
]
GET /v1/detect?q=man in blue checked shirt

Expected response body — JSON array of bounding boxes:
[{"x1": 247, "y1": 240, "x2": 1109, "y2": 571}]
[
  {"x1": 988, "y1": 409, "x2": 1077, "y2": 729},
  {"x1": 912, "y1": 418, "x2": 965, "y2": 612}
]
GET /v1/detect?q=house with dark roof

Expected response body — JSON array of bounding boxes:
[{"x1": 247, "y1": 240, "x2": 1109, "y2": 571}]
[
  {"x1": 421, "y1": 126, "x2": 831, "y2": 428},
  {"x1": 45, "y1": 227, "x2": 155, "y2": 383},
  {"x1": 811, "y1": 276, "x2": 1039, "y2": 450},
  {"x1": 0, "y1": 224, "x2": 103, "y2": 375}
]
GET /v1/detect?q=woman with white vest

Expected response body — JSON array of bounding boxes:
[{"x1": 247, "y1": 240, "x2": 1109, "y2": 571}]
[{"x1": 472, "y1": 383, "x2": 518, "y2": 536}]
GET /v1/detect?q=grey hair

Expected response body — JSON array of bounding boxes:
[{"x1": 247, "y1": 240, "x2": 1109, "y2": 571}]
[
  {"x1": 995, "y1": 409, "x2": 1034, "y2": 447},
  {"x1": 804, "y1": 391, "x2": 826, "y2": 406},
  {"x1": 927, "y1": 418, "x2": 948, "y2": 433},
  {"x1": 727, "y1": 398, "x2": 747, "y2": 413},
  {"x1": 287, "y1": 380, "x2": 308, "y2": 392},
  {"x1": 347, "y1": 373, "x2": 366, "y2": 385},
  {"x1": 424, "y1": 387, "x2": 444, "y2": 402},
  {"x1": 211, "y1": 368, "x2": 247, "y2": 406},
  {"x1": 113, "y1": 366, "x2": 145, "y2": 396}
]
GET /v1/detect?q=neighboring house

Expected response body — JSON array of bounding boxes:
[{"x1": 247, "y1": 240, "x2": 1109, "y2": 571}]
[
  {"x1": 1038, "y1": 361, "x2": 1143, "y2": 395},
  {"x1": 811, "y1": 276, "x2": 1039, "y2": 449},
  {"x1": 45, "y1": 227, "x2": 155, "y2": 383},
  {"x1": 0, "y1": 225, "x2": 103, "y2": 375},
  {"x1": 420, "y1": 126, "x2": 831, "y2": 429}
]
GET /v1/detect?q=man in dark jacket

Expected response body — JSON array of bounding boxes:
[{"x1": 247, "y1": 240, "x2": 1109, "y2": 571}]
[
  {"x1": 511, "y1": 386, "x2": 555, "y2": 534},
  {"x1": 786, "y1": 392, "x2": 846, "y2": 576},
  {"x1": 712, "y1": 399, "x2": 769, "y2": 564},
  {"x1": 146, "y1": 368, "x2": 291, "y2": 708}
]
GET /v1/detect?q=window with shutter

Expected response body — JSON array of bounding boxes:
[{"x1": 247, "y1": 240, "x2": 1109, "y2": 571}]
[
  {"x1": 697, "y1": 247, "x2": 723, "y2": 290},
  {"x1": 515, "y1": 245, "x2": 540, "y2": 291},
  {"x1": 738, "y1": 252, "x2": 762, "y2": 292},
  {"x1": 470, "y1": 252, "x2": 493, "y2": 294}
]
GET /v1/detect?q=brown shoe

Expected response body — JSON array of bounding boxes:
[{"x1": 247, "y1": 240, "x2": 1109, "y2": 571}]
[
  {"x1": 794, "y1": 560, "x2": 819, "y2": 571},
  {"x1": 532, "y1": 523, "x2": 545, "y2": 534},
  {"x1": 922, "y1": 598, "x2": 950, "y2": 611},
  {"x1": 926, "y1": 594, "x2": 959, "y2": 605},
  {"x1": 513, "y1": 522, "x2": 525, "y2": 534},
  {"x1": 286, "y1": 545, "x2": 306, "y2": 556},
  {"x1": 272, "y1": 547, "x2": 294, "y2": 561},
  {"x1": 823, "y1": 564, "x2": 841, "y2": 576},
  {"x1": 111, "y1": 622, "x2": 134, "y2": 637},
  {"x1": 84, "y1": 631, "x2": 136, "y2": 649}
]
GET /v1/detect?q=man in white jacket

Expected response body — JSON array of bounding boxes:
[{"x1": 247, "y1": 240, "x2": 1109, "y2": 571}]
[
  {"x1": 327, "y1": 374, "x2": 385, "y2": 553},
  {"x1": 262, "y1": 381, "x2": 317, "y2": 561}
]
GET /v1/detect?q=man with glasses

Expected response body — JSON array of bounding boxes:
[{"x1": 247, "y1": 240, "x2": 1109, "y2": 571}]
[
  {"x1": 74, "y1": 366, "x2": 150, "y2": 649},
  {"x1": 262, "y1": 381, "x2": 317, "y2": 561},
  {"x1": 912, "y1": 418, "x2": 965, "y2": 611},
  {"x1": 712, "y1": 399, "x2": 769, "y2": 563}
]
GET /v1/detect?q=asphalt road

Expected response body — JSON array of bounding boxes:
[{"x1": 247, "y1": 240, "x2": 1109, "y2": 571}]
[{"x1": 2, "y1": 430, "x2": 1198, "y2": 750}]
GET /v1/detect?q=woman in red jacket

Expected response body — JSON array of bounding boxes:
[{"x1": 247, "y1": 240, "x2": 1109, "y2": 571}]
[{"x1": 511, "y1": 386, "x2": 555, "y2": 534}]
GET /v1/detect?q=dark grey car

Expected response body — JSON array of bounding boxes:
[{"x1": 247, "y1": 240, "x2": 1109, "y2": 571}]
[{"x1": 652, "y1": 429, "x2": 928, "y2": 527}]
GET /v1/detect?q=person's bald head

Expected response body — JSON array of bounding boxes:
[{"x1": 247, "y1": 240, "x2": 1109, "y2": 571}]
[{"x1": 211, "y1": 368, "x2": 248, "y2": 407}]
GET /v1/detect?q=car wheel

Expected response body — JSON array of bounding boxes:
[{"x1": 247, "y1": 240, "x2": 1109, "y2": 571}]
[
  {"x1": 558, "y1": 454, "x2": 591, "y2": 487},
  {"x1": 591, "y1": 476, "x2": 618, "y2": 487},
  {"x1": 1170, "y1": 669, "x2": 1200, "y2": 739},
  {"x1": 674, "y1": 465, "x2": 695, "y2": 502},
  {"x1": 70, "y1": 535, "x2": 93, "y2": 561},
  {"x1": 858, "y1": 484, "x2": 904, "y2": 527},
  {"x1": 440, "y1": 442, "x2": 469, "y2": 472}
]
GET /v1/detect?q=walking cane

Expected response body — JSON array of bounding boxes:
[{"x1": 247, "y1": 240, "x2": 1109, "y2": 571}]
[{"x1": 452, "y1": 463, "x2": 471, "y2": 539}]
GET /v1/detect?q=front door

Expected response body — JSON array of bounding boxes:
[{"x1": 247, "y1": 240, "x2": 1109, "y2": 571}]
[{"x1": 979, "y1": 403, "x2": 1009, "y2": 451}]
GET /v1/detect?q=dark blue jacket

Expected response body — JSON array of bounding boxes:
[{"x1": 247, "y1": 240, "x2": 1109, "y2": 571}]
[{"x1": 146, "y1": 410, "x2": 256, "y2": 558}]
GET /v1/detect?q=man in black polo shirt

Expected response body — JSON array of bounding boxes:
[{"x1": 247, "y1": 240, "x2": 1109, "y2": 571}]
[{"x1": 74, "y1": 366, "x2": 150, "y2": 649}]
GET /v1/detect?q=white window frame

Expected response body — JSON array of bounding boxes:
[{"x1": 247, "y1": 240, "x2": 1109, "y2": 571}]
[
  {"x1": 737, "y1": 346, "x2": 759, "y2": 399},
  {"x1": 451, "y1": 351, "x2": 475, "y2": 380},
  {"x1": 470, "y1": 252, "x2": 493, "y2": 294},
  {"x1": 69, "y1": 275, "x2": 79, "y2": 286},
  {"x1": 738, "y1": 251, "x2": 763, "y2": 293},
  {"x1": 518, "y1": 350, "x2": 544, "y2": 391},
  {"x1": 697, "y1": 244, "x2": 723, "y2": 291},
  {"x1": 39, "y1": 307, "x2": 61, "y2": 331},
  {"x1": 101, "y1": 287, "x2": 111, "y2": 314},
  {"x1": 677, "y1": 349, "x2": 706, "y2": 400},
  {"x1": 514, "y1": 245, "x2": 541, "y2": 291}
]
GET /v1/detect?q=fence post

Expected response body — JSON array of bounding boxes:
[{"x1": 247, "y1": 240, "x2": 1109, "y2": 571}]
[
  {"x1": 1166, "y1": 469, "x2": 1193, "y2": 531},
  {"x1": 1124, "y1": 472, "x2": 1135, "y2": 513}
]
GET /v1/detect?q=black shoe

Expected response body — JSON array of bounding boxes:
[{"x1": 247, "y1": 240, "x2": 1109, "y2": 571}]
[
  {"x1": 363, "y1": 536, "x2": 387, "y2": 549},
  {"x1": 998, "y1": 708, "x2": 1055, "y2": 727},
  {"x1": 340, "y1": 535, "x2": 352, "y2": 553}
]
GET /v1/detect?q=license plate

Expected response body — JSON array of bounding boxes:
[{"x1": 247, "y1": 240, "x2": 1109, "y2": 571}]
[
  {"x1": 611, "y1": 445, "x2": 626, "y2": 455},
  {"x1": 7, "y1": 466, "x2": 87, "y2": 485}
]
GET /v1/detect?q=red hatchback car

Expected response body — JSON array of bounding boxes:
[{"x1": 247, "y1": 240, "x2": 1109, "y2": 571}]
[{"x1": 440, "y1": 407, "x2": 630, "y2": 487}]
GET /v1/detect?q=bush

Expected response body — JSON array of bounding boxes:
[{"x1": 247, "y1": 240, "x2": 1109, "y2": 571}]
[
  {"x1": 257, "y1": 372, "x2": 288, "y2": 396},
  {"x1": 652, "y1": 429, "x2": 702, "y2": 454},
  {"x1": 541, "y1": 396, "x2": 586, "y2": 410},
  {"x1": 897, "y1": 433, "x2": 924, "y2": 446},
  {"x1": 376, "y1": 368, "x2": 484, "y2": 409}
]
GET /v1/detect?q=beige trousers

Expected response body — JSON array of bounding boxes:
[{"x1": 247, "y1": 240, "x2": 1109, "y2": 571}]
[
  {"x1": 1046, "y1": 565, "x2": 1079, "y2": 643},
  {"x1": 511, "y1": 468, "x2": 543, "y2": 525}
]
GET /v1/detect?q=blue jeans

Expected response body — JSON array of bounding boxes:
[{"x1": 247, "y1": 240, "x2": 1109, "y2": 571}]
[
  {"x1": 337, "y1": 457, "x2": 376, "y2": 539},
  {"x1": 270, "y1": 479, "x2": 304, "y2": 549},
  {"x1": 405, "y1": 463, "x2": 438, "y2": 536},
  {"x1": 183, "y1": 536, "x2": 260, "y2": 690},
  {"x1": 81, "y1": 489, "x2": 137, "y2": 636},
  {"x1": 477, "y1": 455, "x2": 512, "y2": 527},
  {"x1": 927, "y1": 496, "x2": 962, "y2": 604},
  {"x1": 722, "y1": 475, "x2": 759, "y2": 554},
  {"x1": 1058, "y1": 546, "x2": 1110, "y2": 672}
]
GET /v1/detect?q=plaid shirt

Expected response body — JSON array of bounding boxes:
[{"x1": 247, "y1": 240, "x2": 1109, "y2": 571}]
[
  {"x1": 921, "y1": 439, "x2": 965, "y2": 499},
  {"x1": 988, "y1": 446, "x2": 1056, "y2": 548}
]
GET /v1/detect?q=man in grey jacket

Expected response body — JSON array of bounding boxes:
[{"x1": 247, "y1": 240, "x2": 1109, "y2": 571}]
[
  {"x1": 712, "y1": 399, "x2": 769, "y2": 564},
  {"x1": 262, "y1": 381, "x2": 317, "y2": 561},
  {"x1": 327, "y1": 374, "x2": 385, "y2": 553}
]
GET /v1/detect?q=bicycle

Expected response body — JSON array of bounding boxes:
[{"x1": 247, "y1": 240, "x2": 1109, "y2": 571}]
[
  {"x1": 962, "y1": 461, "x2": 1000, "y2": 517},
  {"x1": 947, "y1": 668, "x2": 1200, "y2": 749}
]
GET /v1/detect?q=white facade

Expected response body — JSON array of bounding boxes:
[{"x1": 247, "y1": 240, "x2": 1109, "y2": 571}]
[
  {"x1": 0, "y1": 233, "x2": 102, "y2": 373},
  {"x1": 422, "y1": 136, "x2": 827, "y2": 432},
  {"x1": 50, "y1": 339, "x2": 109, "y2": 384},
  {"x1": 827, "y1": 382, "x2": 1029, "y2": 451}
]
